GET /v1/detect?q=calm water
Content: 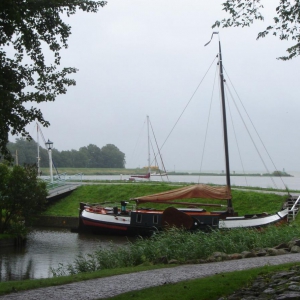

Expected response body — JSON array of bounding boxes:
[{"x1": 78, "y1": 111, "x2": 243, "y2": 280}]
[{"x1": 0, "y1": 228, "x2": 131, "y2": 282}]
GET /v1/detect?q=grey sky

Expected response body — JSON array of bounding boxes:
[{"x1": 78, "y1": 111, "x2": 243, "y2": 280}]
[{"x1": 21, "y1": 1, "x2": 299, "y2": 172}]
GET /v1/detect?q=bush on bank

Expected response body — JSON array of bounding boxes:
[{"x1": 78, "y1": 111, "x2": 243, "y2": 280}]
[{"x1": 51, "y1": 224, "x2": 300, "y2": 276}]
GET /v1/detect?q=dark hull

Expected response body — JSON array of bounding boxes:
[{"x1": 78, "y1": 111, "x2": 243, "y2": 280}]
[{"x1": 79, "y1": 203, "x2": 289, "y2": 236}]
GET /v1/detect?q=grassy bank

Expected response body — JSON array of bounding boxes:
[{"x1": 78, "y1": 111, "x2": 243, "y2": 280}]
[{"x1": 43, "y1": 183, "x2": 288, "y2": 217}]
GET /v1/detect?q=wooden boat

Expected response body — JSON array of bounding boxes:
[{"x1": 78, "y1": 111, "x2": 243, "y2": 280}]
[
  {"x1": 79, "y1": 184, "x2": 290, "y2": 235},
  {"x1": 79, "y1": 34, "x2": 292, "y2": 235}
]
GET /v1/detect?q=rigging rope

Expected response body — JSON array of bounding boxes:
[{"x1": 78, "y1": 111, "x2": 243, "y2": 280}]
[
  {"x1": 224, "y1": 80, "x2": 279, "y2": 189},
  {"x1": 159, "y1": 55, "x2": 218, "y2": 152},
  {"x1": 223, "y1": 68, "x2": 287, "y2": 189},
  {"x1": 149, "y1": 119, "x2": 169, "y2": 182},
  {"x1": 197, "y1": 64, "x2": 219, "y2": 184},
  {"x1": 225, "y1": 87, "x2": 249, "y2": 187}
]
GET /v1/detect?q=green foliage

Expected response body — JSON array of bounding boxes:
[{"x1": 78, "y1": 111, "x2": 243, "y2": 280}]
[
  {"x1": 272, "y1": 170, "x2": 290, "y2": 177},
  {"x1": 101, "y1": 144, "x2": 126, "y2": 168},
  {"x1": 50, "y1": 225, "x2": 300, "y2": 276},
  {"x1": 0, "y1": 0, "x2": 107, "y2": 160},
  {"x1": 6, "y1": 139, "x2": 126, "y2": 168},
  {"x1": 213, "y1": 0, "x2": 300, "y2": 60},
  {"x1": 0, "y1": 164, "x2": 48, "y2": 233}
]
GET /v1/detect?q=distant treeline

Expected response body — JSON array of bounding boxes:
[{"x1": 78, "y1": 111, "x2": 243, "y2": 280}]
[{"x1": 6, "y1": 138, "x2": 126, "y2": 168}]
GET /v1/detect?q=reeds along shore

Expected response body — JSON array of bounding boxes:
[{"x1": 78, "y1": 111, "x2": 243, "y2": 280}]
[{"x1": 51, "y1": 225, "x2": 300, "y2": 276}]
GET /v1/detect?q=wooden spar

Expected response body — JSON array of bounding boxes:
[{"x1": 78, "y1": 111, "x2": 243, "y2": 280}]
[
  {"x1": 218, "y1": 40, "x2": 234, "y2": 213},
  {"x1": 136, "y1": 200, "x2": 225, "y2": 207}
]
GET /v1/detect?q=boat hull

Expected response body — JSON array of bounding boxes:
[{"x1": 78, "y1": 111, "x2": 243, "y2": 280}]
[
  {"x1": 80, "y1": 209, "x2": 160, "y2": 235},
  {"x1": 219, "y1": 208, "x2": 289, "y2": 229},
  {"x1": 79, "y1": 204, "x2": 289, "y2": 235}
]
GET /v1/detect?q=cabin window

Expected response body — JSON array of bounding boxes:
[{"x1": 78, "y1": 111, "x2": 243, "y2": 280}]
[
  {"x1": 153, "y1": 215, "x2": 158, "y2": 224},
  {"x1": 136, "y1": 214, "x2": 142, "y2": 223}
]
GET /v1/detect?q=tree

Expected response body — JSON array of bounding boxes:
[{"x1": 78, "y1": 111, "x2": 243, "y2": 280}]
[
  {"x1": 5, "y1": 139, "x2": 127, "y2": 168},
  {"x1": 0, "y1": 163, "x2": 48, "y2": 234},
  {"x1": 101, "y1": 144, "x2": 125, "y2": 168},
  {"x1": 0, "y1": 0, "x2": 107, "y2": 161},
  {"x1": 213, "y1": 0, "x2": 300, "y2": 60}
]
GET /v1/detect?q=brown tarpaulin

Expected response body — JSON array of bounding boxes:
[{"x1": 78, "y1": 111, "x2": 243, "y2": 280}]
[{"x1": 132, "y1": 184, "x2": 231, "y2": 203}]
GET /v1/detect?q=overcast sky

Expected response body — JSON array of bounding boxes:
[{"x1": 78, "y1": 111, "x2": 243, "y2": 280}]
[{"x1": 20, "y1": 1, "x2": 299, "y2": 173}]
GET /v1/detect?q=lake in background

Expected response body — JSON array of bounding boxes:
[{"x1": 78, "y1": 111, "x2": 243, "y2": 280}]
[{"x1": 82, "y1": 173, "x2": 300, "y2": 190}]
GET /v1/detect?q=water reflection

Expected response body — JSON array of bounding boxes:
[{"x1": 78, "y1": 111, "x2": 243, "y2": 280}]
[{"x1": 0, "y1": 227, "x2": 131, "y2": 282}]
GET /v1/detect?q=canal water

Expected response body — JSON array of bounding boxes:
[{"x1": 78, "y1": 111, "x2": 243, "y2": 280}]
[{"x1": 0, "y1": 227, "x2": 131, "y2": 282}]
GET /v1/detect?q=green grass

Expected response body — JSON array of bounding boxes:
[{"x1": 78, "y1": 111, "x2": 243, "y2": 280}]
[
  {"x1": 107, "y1": 263, "x2": 298, "y2": 300},
  {"x1": 43, "y1": 183, "x2": 288, "y2": 217},
  {"x1": 43, "y1": 183, "x2": 180, "y2": 216}
]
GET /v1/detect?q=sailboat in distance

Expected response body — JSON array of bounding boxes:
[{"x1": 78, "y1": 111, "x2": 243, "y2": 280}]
[
  {"x1": 130, "y1": 115, "x2": 167, "y2": 181},
  {"x1": 79, "y1": 34, "x2": 294, "y2": 235}
]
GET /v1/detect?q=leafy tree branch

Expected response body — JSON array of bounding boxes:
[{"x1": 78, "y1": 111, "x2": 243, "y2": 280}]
[
  {"x1": 213, "y1": 0, "x2": 300, "y2": 60},
  {"x1": 0, "y1": 0, "x2": 107, "y2": 160}
]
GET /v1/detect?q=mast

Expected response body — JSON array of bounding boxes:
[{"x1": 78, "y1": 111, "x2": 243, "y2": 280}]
[
  {"x1": 218, "y1": 40, "x2": 233, "y2": 213},
  {"x1": 147, "y1": 115, "x2": 151, "y2": 178}
]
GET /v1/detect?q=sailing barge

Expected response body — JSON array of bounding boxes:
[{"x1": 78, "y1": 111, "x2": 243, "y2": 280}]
[{"x1": 79, "y1": 184, "x2": 290, "y2": 235}]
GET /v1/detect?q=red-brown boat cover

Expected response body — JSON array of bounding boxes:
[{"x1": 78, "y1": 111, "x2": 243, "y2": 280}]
[{"x1": 133, "y1": 184, "x2": 231, "y2": 203}]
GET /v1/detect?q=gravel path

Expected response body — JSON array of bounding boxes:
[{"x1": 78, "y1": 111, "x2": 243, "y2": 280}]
[{"x1": 1, "y1": 253, "x2": 300, "y2": 300}]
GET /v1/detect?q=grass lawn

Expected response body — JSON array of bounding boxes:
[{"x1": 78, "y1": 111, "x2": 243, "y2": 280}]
[{"x1": 43, "y1": 183, "x2": 288, "y2": 217}]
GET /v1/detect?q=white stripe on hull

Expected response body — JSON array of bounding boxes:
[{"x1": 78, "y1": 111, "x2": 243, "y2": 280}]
[
  {"x1": 219, "y1": 208, "x2": 288, "y2": 229},
  {"x1": 81, "y1": 210, "x2": 131, "y2": 225}
]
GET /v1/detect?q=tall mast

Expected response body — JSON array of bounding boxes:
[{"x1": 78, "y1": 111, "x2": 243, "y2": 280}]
[
  {"x1": 218, "y1": 40, "x2": 233, "y2": 213},
  {"x1": 147, "y1": 115, "x2": 151, "y2": 178}
]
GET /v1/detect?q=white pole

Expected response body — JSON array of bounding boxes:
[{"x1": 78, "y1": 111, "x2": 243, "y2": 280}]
[
  {"x1": 147, "y1": 115, "x2": 150, "y2": 179},
  {"x1": 48, "y1": 149, "x2": 53, "y2": 184}
]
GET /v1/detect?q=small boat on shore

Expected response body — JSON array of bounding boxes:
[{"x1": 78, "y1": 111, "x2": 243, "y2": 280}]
[{"x1": 79, "y1": 34, "x2": 296, "y2": 236}]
